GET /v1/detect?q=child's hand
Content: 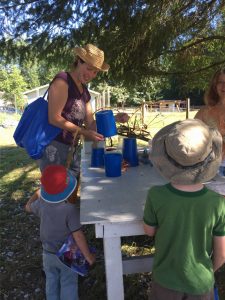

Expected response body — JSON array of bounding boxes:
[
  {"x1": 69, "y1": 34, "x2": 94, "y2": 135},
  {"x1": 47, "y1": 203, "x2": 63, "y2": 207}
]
[
  {"x1": 86, "y1": 253, "x2": 96, "y2": 266},
  {"x1": 70, "y1": 244, "x2": 78, "y2": 254},
  {"x1": 25, "y1": 202, "x2": 31, "y2": 212},
  {"x1": 25, "y1": 189, "x2": 40, "y2": 213}
]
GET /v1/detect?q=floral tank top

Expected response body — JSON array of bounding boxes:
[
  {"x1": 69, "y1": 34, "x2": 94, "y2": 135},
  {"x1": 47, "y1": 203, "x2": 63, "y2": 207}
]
[{"x1": 53, "y1": 72, "x2": 91, "y2": 145}]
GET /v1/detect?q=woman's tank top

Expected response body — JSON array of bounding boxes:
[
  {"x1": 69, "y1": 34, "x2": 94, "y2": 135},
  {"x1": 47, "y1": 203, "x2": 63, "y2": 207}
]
[{"x1": 53, "y1": 72, "x2": 91, "y2": 145}]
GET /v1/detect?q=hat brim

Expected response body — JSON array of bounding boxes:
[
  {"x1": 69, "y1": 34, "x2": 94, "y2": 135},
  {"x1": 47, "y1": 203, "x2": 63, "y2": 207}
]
[
  {"x1": 41, "y1": 172, "x2": 77, "y2": 203},
  {"x1": 150, "y1": 121, "x2": 222, "y2": 184},
  {"x1": 74, "y1": 47, "x2": 110, "y2": 72}
]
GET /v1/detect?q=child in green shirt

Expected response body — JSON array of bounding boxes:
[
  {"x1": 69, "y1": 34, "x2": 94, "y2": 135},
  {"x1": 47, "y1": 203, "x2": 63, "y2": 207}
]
[{"x1": 143, "y1": 119, "x2": 225, "y2": 300}]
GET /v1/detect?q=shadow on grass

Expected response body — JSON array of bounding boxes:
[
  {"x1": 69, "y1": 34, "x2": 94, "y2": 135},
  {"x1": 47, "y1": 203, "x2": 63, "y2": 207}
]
[{"x1": 0, "y1": 145, "x2": 40, "y2": 201}]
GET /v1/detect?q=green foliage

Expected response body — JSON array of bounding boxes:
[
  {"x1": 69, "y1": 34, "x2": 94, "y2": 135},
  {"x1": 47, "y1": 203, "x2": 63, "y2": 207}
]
[
  {"x1": 20, "y1": 60, "x2": 40, "y2": 89},
  {"x1": 93, "y1": 77, "x2": 169, "y2": 107},
  {"x1": 0, "y1": 58, "x2": 66, "y2": 110},
  {"x1": 0, "y1": 65, "x2": 27, "y2": 109},
  {"x1": 1, "y1": 1, "x2": 225, "y2": 86},
  {"x1": 109, "y1": 85, "x2": 130, "y2": 105},
  {"x1": 0, "y1": 1, "x2": 225, "y2": 104}
]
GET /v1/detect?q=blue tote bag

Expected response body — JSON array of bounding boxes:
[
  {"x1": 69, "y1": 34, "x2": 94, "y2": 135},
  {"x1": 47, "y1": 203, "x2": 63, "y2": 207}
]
[{"x1": 13, "y1": 90, "x2": 61, "y2": 160}]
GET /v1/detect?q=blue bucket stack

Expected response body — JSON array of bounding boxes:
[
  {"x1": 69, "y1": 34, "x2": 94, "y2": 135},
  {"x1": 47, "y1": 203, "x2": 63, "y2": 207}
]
[
  {"x1": 122, "y1": 137, "x2": 139, "y2": 167},
  {"x1": 95, "y1": 110, "x2": 122, "y2": 177},
  {"x1": 95, "y1": 110, "x2": 117, "y2": 137},
  {"x1": 94, "y1": 109, "x2": 139, "y2": 177}
]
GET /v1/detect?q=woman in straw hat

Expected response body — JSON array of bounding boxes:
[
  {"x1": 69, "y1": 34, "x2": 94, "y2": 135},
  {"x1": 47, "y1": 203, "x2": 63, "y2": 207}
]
[{"x1": 38, "y1": 44, "x2": 128, "y2": 177}]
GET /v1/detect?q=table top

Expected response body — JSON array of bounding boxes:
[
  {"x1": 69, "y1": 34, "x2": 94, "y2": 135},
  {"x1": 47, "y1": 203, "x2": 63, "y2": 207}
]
[
  {"x1": 80, "y1": 151, "x2": 166, "y2": 224},
  {"x1": 80, "y1": 149, "x2": 225, "y2": 225}
]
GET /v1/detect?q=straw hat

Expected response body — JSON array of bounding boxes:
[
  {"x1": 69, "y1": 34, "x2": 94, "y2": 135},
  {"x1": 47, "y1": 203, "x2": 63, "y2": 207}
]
[
  {"x1": 150, "y1": 119, "x2": 222, "y2": 184},
  {"x1": 74, "y1": 44, "x2": 110, "y2": 72},
  {"x1": 40, "y1": 165, "x2": 77, "y2": 203}
]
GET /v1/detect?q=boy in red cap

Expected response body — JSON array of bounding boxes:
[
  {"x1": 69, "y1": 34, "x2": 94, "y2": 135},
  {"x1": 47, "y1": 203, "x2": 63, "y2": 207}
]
[{"x1": 25, "y1": 165, "x2": 95, "y2": 300}]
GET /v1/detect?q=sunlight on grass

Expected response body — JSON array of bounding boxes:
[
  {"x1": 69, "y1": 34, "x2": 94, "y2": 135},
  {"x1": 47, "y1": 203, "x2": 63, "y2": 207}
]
[
  {"x1": 0, "y1": 130, "x2": 40, "y2": 202},
  {"x1": 0, "y1": 120, "x2": 18, "y2": 146},
  {"x1": 144, "y1": 111, "x2": 197, "y2": 137},
  {"x1": 122, "y1": 243, "x2": 155, "y2": 256},
  {"x1": 1, "y1": 166, "x2": 40, "y2": 183}
]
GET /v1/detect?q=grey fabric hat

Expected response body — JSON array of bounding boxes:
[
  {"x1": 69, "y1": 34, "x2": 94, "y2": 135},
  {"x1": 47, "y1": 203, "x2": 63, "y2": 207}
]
[{"x1": 150, "y1": 119, "x2": 222, "y2": 184}]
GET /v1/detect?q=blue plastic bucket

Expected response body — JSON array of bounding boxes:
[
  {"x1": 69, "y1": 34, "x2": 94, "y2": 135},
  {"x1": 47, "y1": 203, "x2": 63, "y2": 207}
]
[
  {"x1": 104, "y1": 153, "x2": 122, "y2": 177},
  {"x1": 122, "y1": 138, "x2": 139, "y2": 167},
  {"x1": 95, "y1": 110, "x2": 117, "y2": 137},
  {"x1": 91, "y1": 148, "x2": 105, "y2": 167}
]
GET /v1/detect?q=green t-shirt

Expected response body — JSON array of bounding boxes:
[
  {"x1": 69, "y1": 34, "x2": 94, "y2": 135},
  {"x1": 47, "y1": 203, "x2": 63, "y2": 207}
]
[{"x1": 143, "y1": 183, "x2": 225, "y2": 295}]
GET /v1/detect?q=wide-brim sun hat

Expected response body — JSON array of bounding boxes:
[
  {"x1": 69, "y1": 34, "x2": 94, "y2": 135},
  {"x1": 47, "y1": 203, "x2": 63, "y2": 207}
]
[
  {"x1": 74, "y1": 43, "x2": 110, "y2": 72},
  {"x1": 40, "y1": 165, "x2": 77, "y2": 203},
  {"x1": 150, "y1": 119, "x2": 222, "y2": 184}
]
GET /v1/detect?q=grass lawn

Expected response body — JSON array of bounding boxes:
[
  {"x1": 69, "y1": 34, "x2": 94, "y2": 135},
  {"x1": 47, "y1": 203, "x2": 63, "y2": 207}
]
[{"x1": 0, "y1": 111, "x2": 224, "y2": 300}]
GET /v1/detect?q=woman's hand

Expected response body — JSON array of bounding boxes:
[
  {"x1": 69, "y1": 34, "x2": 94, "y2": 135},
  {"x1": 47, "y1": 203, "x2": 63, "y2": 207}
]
[
  {"x1": 81, "y1": 128, "x2": 104, "y2": 141},
  {"x1": 115, "y1": 112, "x2": 129, "y2": 123}
]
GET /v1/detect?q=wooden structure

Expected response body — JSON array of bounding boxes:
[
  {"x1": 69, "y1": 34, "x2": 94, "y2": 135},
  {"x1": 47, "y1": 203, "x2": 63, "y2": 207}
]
[{"x1": 145, "y1": 99, "x2": 186, "y2": 112}]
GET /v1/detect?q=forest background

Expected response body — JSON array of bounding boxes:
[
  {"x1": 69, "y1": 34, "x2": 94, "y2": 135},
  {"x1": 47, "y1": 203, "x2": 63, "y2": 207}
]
[{"x1": 0, "y1": 1, "x2": 225, "y2": 110}]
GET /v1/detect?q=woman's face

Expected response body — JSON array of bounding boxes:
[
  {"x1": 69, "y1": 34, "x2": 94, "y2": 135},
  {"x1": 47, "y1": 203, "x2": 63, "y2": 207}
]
[
  {"x1": 77, "y1": 60, "x2": 99, "y2": 84},
  {"x1": 216, "y1": 73, "x2": 225, "y2": 101}
]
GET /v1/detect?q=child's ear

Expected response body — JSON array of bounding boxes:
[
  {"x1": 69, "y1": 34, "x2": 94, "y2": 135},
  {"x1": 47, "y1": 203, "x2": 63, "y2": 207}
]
[
  {"x1": 68, "y1": 176, "x2": 80, "y2": 204},
  {"x1": 67, "y1": 189, "x2": 78, "y2": 204}
]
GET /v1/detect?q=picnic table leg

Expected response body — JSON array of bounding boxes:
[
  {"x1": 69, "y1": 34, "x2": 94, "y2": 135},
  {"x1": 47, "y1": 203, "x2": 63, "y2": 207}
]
[{"x1": 103, "y1": 236, "x2": 124, "y2": 300}]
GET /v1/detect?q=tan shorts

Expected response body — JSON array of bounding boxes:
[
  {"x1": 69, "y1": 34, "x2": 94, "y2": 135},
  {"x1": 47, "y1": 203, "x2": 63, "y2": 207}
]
[
  {"x1": 38, "y1": 140, "x2": 81, "y2": 178},
  {"x1": 149, "y1": 281, "x2": 214, "y2": 300}
]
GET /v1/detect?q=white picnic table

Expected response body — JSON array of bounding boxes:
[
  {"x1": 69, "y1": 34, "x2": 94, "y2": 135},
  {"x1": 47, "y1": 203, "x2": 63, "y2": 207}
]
[
  {"x1": 80, "y1": 147, "x2": 166, "y2": 300},
  {"x1": 80, "y1": 146, "x2": 225, "y2": 300}
]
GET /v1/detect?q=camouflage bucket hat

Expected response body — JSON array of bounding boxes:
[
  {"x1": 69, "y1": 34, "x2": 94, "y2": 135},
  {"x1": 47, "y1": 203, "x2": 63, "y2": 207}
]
[{"x1": 150, "y1": 119, "x2": 222, "y2": 184}]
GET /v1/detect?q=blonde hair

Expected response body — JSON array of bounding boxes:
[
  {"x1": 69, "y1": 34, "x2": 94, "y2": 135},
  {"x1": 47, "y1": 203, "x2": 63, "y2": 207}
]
[{"x1": 204, "y1": 68, "x2": 225, "y2": 106}]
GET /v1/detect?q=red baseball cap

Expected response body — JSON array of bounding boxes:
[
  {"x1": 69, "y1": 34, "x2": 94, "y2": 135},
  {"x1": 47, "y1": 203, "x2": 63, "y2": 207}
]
[{"x1": 40, "y1": 165, "x2": 77, "y2": 203}]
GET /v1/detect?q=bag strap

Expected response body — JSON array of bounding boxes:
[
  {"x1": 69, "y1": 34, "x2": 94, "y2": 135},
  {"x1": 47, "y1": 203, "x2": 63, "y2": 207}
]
[
  {"x1": 65, "y1": 128, "x2": 81, "y2": 169},
  {"x1": 43, "y1": 89, "x2": 49, "y2": 100}
]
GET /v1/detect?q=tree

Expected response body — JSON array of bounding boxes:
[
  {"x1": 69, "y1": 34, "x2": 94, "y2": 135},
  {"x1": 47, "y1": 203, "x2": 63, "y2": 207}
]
[
  {"x1": 20, "y1": 60, "x2": 40, "y2": 89},
  {"x1": 1, "y1": 0, "x2": 225, "y2": 106},
  {"x1": 0, "y1": 65, "x2": 27, "y2": 109},
  {"x1": 0, "y1": 0, "x2": 225, "y2": 88}
]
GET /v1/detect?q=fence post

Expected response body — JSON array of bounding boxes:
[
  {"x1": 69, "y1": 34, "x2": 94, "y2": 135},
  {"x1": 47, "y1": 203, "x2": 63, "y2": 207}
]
[
  {"x1": 102, "y1": 90, "x2": 106, "y2": 108},
  {"x1": 14, "y1": 94, "x2": 18, "y2": 114},
  {"x1": 186, "y1": 98, "x2": 190, "y2": 119},
  {"x1": 107, "y1": 87, "x2": 110, "y2": 107},
  {"x1": 141, "y1": 100, "x2": 147, "y2": 125}
]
